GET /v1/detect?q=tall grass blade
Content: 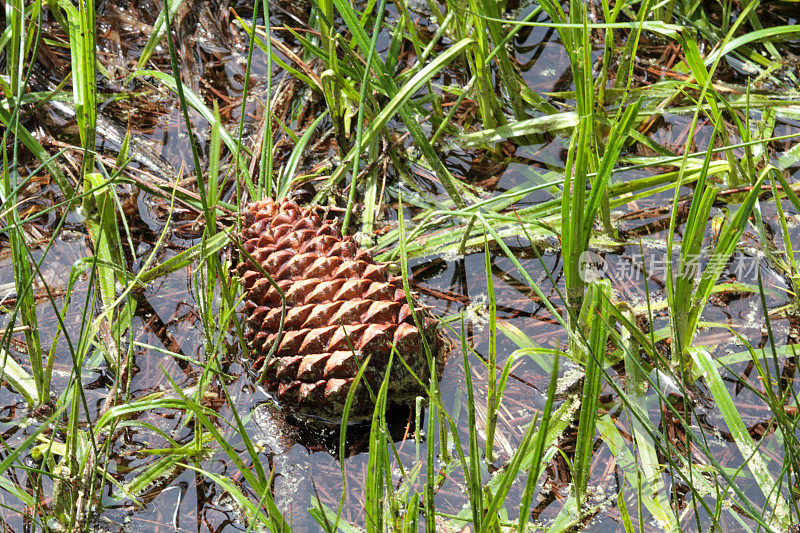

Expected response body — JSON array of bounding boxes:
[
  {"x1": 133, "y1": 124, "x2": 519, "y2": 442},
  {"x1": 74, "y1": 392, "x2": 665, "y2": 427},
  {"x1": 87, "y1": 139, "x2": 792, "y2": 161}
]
[
  {"x1": 692, "y1": 347, "x2": 790, "y2": 529},
  {"x1": 572, "y1": 280, "x2": 612, "y2": 503}
]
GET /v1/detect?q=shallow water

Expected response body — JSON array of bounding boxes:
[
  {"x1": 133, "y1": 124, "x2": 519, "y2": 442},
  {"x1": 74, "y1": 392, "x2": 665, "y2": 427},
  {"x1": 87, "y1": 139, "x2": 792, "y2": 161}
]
[{"x1": 3, "y1": 0, "x2": 800, "y2": 530}]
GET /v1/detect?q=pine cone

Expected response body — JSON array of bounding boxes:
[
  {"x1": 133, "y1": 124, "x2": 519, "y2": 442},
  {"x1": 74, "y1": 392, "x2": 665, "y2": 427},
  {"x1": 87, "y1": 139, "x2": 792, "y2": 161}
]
[{"x1": 235, "y1": 198, "x2": 448, "y2": 421}]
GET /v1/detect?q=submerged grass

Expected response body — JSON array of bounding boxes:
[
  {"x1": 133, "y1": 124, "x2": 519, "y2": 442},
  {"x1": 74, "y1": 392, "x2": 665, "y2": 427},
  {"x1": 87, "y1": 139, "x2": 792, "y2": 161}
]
[{"x1": 2, "y1": 0, "x2": 800, "y2": 530}]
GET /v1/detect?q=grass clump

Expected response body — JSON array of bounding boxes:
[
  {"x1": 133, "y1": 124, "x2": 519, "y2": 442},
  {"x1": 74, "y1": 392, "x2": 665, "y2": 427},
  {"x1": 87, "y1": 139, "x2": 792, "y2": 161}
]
[{"x1": 2, "y1": 0, "x2": 800, "y2": 531}]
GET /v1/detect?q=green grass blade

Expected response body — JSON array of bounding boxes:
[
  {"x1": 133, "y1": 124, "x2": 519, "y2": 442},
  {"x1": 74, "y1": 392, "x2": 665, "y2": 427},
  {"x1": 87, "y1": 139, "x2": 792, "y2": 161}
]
[{"x1": 692, "y1": 348, "x2": 790, "y2": 528}]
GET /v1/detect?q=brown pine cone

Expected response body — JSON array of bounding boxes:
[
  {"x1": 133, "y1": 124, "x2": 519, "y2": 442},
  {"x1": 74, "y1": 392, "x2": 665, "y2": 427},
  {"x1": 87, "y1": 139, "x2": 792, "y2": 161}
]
[{"x1": 235, "y1": 198, "x2": 448, "y2": 421}]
